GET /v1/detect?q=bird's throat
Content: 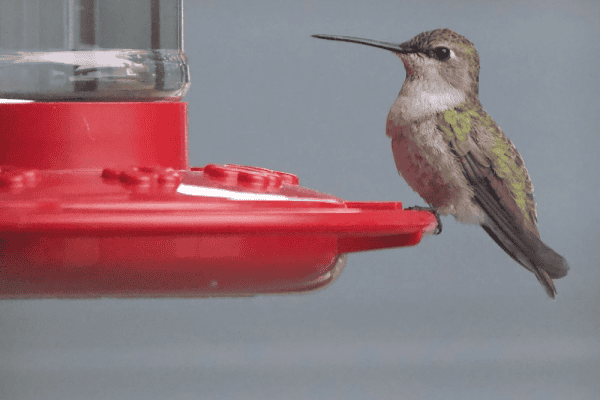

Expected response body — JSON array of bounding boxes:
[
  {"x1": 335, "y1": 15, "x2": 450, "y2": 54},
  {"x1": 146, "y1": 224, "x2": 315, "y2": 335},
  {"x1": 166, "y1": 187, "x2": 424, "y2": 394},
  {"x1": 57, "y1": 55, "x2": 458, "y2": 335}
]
[{"x1": 388, "y1": 76, "x2": 466, "y2": 127}]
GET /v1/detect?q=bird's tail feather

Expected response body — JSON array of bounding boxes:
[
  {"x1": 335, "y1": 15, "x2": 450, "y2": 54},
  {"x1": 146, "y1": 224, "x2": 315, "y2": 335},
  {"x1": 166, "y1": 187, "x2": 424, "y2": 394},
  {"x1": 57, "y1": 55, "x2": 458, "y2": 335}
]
[{"x1": 482, "y1": 218, "x2": 569, "y2": 299}]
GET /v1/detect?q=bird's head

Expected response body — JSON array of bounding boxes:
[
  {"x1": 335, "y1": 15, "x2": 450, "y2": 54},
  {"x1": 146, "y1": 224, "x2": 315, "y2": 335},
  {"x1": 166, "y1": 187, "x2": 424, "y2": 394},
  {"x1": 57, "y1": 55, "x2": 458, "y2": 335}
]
[{"x1": 313, "y1": 29, "x2": 480, "y2": 99}]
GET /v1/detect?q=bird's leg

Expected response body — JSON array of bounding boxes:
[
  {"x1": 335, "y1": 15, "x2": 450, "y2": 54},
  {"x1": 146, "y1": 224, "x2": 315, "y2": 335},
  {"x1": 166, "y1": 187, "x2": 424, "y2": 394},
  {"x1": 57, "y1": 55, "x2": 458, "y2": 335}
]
[{"x1": 406, "y1": 205, "x2": 442, "y2": 234}]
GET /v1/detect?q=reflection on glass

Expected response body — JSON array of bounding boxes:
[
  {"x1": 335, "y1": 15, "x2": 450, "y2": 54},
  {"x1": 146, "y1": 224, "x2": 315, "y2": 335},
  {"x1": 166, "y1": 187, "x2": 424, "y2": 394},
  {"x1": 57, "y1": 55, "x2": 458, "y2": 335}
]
[{"x1": 0, "y1": 0, "x2": 189, "y2": 101}]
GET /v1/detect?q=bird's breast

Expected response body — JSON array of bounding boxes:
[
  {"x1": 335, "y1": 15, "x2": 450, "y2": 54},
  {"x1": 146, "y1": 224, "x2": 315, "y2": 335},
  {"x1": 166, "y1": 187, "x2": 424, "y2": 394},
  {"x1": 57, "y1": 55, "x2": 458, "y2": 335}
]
[{"x1": 386, "y1": 116, "x2": 480, "y2": 222}]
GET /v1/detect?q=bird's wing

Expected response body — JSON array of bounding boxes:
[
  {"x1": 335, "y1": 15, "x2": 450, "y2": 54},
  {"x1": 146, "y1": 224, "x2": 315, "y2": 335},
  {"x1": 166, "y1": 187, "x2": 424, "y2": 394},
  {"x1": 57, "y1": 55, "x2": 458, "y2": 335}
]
[
  {"x1": 438, "y1": 107, "x2": 538, "y2": 230},
  {"x1": 436, "y1": 106, "x2": 568, "y2": 297}
]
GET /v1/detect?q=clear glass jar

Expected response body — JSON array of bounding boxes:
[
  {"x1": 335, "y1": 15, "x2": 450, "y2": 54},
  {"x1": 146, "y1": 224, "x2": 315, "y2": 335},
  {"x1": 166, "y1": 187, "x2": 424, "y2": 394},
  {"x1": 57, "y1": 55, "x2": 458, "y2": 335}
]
[{"x1": 0, "y1": 0, "x2": 189, "y2": 101}]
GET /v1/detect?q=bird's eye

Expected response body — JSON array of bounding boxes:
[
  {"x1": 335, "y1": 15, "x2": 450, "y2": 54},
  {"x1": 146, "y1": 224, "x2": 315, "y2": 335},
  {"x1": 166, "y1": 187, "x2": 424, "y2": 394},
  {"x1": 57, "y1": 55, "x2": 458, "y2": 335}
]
[{"x1": 429, "y1": 47, "x2": 451, "y2": 61}]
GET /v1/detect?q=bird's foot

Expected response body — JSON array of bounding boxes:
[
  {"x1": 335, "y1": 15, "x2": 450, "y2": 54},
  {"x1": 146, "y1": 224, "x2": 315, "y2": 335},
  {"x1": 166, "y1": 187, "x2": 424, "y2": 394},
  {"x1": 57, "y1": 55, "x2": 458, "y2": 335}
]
[{"x1": 406, "y1": 205, "x2": 442, "y2": 235}]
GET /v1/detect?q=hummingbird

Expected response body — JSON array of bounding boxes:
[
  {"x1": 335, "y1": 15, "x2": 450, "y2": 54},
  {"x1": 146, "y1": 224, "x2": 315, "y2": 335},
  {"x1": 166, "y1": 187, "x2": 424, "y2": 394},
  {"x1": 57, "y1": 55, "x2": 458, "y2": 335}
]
[{"x1": 312, "y1": 29, "x2": 569, "y2": 298}]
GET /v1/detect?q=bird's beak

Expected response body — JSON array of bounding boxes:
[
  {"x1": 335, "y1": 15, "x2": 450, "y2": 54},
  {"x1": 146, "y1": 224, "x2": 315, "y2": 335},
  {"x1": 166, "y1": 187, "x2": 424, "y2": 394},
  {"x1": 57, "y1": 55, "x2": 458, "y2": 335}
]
[{"x1": 311, "y1": 34, "x2": 414, "y2": 54}]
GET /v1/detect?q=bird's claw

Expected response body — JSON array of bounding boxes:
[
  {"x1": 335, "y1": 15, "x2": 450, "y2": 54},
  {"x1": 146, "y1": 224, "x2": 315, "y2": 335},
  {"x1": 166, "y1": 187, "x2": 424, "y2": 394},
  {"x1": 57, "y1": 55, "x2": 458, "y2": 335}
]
[{"x1": 406, "y1": 205, "x2": 442, "y2": 235}]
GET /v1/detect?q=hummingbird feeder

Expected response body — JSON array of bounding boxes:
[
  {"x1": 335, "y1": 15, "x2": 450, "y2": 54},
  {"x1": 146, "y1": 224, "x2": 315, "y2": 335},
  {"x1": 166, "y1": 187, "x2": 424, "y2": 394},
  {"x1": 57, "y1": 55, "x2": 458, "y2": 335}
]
[{"x1": 0, "y1": 0, "x2": 435, "y2": 299}]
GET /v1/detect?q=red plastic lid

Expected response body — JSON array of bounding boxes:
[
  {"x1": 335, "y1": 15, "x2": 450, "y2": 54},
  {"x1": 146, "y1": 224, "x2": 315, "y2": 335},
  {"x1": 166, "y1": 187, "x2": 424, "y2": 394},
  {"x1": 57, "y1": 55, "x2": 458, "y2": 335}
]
[{"x1": 0, "y1": 102, "x2": 188, "y2": 170}]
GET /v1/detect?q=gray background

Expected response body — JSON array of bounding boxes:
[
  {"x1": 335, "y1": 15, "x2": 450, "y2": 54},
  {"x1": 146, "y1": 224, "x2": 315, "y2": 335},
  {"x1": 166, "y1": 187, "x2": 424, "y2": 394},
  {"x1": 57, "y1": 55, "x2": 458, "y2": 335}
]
[{"x1": 2, "y1": 0, "x2": 600, "y2": 399}]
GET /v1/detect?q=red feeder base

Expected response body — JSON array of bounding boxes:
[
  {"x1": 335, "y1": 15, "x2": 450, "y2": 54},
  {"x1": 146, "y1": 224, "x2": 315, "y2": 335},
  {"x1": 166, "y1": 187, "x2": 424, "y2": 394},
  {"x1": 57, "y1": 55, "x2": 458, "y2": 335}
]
[{"x1": 0, "y1": 102, "x2": 436, "y2": 298}]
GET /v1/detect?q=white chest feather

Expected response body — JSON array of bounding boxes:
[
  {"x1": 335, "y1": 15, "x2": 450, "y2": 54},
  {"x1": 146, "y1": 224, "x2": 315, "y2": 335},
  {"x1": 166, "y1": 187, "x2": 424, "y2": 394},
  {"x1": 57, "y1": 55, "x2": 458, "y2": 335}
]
[{"x1": 387, "y1": 77, "x2": 466, "y2": 127}]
